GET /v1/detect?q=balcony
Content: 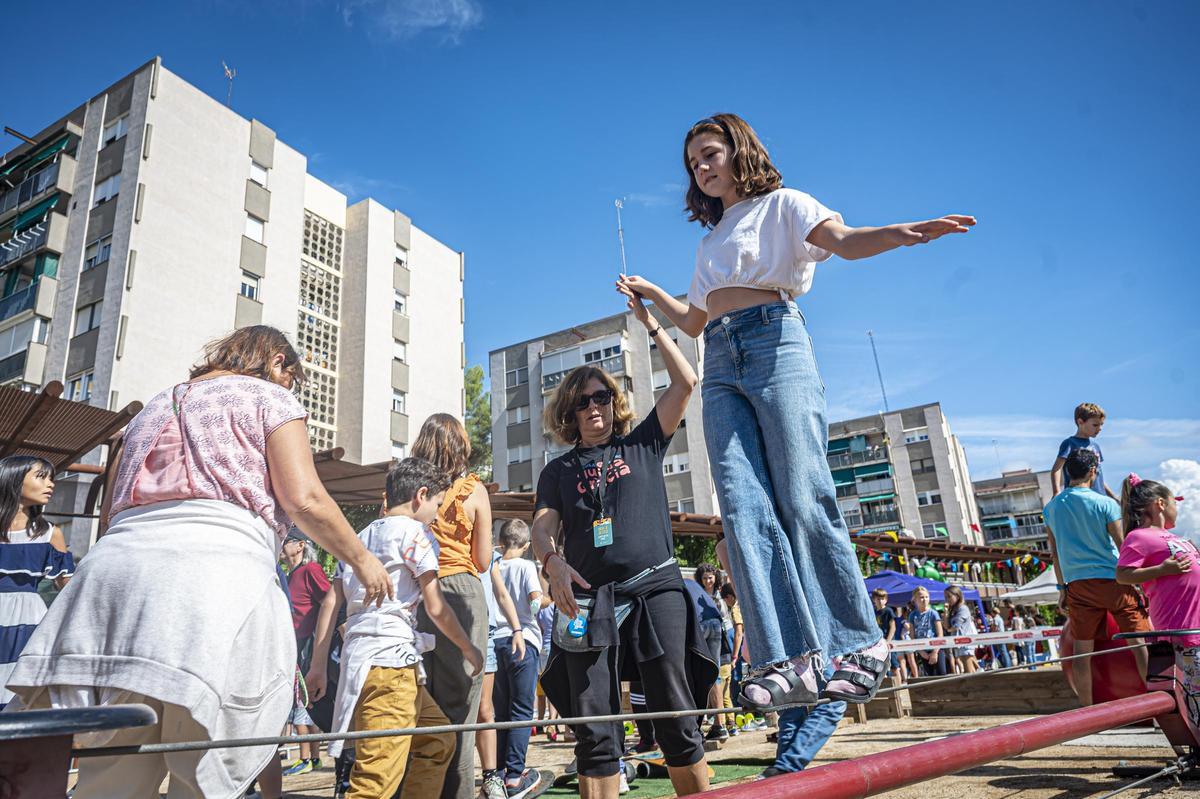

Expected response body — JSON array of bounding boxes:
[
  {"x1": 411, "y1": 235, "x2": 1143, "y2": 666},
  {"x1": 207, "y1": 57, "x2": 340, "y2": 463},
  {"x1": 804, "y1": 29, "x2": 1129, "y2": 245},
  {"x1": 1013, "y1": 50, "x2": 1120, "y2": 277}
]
[
  {"x1": 0, "y1": 213, "x2": 67, "y2": 270},
  {"x1": 861, "y1": 508, "x2": 900, "y2": 526},
  {"x1": 856, "y1": 477, "x2": 895, "y2": 496},
  {"x1": 0, "y1": 157, "x2": 75, "y2": 220},
  {"x1": 0, "y1": 342, "x2": 47, "y2": 386},
  {"x1": 542, "y1": 351, "x2": 629, "y2": 393},
  {"x1": 827, "y1": 445, "x2": 889, "y2": 470}
]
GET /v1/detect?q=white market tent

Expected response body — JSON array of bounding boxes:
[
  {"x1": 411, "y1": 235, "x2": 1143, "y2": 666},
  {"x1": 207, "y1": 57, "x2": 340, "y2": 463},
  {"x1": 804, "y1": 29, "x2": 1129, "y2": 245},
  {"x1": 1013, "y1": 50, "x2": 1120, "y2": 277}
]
[{"x1": 997, "y1": 567, "x2": 1059, "y2": 604}]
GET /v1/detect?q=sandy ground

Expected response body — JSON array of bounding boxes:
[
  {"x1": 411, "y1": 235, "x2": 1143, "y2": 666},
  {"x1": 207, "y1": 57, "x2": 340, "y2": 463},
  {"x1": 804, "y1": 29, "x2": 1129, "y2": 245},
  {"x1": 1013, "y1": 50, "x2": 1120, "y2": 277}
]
[{"x1": 274, "y1": 713, "x2": 1194, "y2": 798}]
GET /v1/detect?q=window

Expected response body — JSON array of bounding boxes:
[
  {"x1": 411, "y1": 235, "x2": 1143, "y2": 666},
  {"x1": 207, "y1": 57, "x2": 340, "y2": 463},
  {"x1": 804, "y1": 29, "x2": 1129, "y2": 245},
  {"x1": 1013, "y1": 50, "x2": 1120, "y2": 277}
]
[
  {"x1": 507, "y1": 444, "x2": 531, "y2": 464},
  {"x1": 394, "y1": 290, "x2": 408, "y2": 315},
  {"x1": 66, "y1": 371, "x2": 95, "y2": 402},
  {"x1": 911, "y1": 457, "x2": 936, "y2": 475},
  {"x1": 392, "y1": 390, "x2": 407, "y2": 414},
  {"x1": 663, "y1": 453, "x2": 690, "y2": 475},
  {"x1": 245, "y1": 213, "x2": 265, "y2": 244},
  {"x1": 83, "y1": 235, "x2": 113, "y2": 271},
  {"x1": 249, "y1": 160, "x2": 269, "y2": 188},
  {"x1": 508, "y1": 405, "x2": 530, "y2": 425},
  {"x1": 393, "y1": 340, "x2": 407, "y2": 363},
  {"x1": 395, "y1": 246, "x2": 408, "y2": 267},
  {"x1": 917, "y1": 490, "x2": 942, "y2": 506},
  {"x1": 516, "y1": 484, "x2": 533, "y2": 493},
  {"x1": 505, "y1": 366, "x2": 528, "y2": 388},
  {"x1": 74, "y1": 301, "x2": 102, "y2": 336},
  {"x1": 101, "y1": 116, "x2": 129, "y2": 147},
  {"x1": 239, "y1": 271, "x2": 260, "y2": 301},
  {"x1": 391, "y1": 441, "x2": 407, "y2": 460},
  {"x1": 673, "y1": 498, "x2": 696, "y2": 513},
  {"x1": 921, "y1": 522, "x2": 946, "y2": 539},
  {"x1": 904, "y1": 427, "x2": 930, "y2": 444},
  {"x1": 93, "y1": 174, "x2": 121, "y2": 207},
  {"x1": 652, "y1": 369, "x2": 670, "y2": 390}
]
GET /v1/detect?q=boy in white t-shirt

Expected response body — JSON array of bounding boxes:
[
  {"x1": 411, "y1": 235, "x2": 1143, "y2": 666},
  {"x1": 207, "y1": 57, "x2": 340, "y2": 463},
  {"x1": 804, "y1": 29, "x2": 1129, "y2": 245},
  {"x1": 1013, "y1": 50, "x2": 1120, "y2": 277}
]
[
  {"x1": 492, "y1": 519, "x2": 545, "y2": 797},
  {"x1": 323, "y1": 458, "x2": 483, "y2": 799}
]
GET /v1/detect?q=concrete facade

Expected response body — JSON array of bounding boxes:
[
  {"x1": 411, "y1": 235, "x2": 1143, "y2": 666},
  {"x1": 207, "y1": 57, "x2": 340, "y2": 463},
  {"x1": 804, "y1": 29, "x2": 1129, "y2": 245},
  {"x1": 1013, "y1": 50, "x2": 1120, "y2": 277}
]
[
  {"x1": 489, "y1": 304, "x2": 717, "y2": 515},
  {"x1": 972, "y1": 469, "x2": 1054, "y2": 552},
  {"x1": 827, "y1": 402, "x2": 984, "y2": 545},
  {"x1": 0, "y1": 58, "x2": 464, "y2": 551}
]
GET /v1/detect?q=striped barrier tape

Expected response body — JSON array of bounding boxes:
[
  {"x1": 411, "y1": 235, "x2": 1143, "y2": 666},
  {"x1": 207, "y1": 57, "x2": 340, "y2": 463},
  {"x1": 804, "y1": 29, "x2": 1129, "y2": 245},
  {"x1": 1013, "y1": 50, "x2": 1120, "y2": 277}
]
[{"x1": 888, "y1": 626, "x2": 1063, "y2": 653}]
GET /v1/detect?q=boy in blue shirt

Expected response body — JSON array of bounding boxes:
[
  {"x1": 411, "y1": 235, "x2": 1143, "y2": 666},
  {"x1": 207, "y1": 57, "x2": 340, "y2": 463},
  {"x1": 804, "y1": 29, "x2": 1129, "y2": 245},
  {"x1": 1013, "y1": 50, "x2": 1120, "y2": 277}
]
[
  {"x1": 1044, "y1": 448, "x2": 1149, "y2": 706},
  {"x1": 1051, "y1": 402, "x2": 1116, "y2": 498}
]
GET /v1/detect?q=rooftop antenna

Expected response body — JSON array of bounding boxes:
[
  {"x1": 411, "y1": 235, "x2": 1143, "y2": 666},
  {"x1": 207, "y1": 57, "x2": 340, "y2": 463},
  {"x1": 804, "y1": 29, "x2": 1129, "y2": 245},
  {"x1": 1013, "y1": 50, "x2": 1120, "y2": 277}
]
[
  {"x1": 222, "y1": 61, "x2": 237, "y2": 108},
  {"x1": 614, "y1": 198, "x2": 629, "y2": 275},
  {"x1": 867, "y1": 330, "x2": 889, "y2": 413}
]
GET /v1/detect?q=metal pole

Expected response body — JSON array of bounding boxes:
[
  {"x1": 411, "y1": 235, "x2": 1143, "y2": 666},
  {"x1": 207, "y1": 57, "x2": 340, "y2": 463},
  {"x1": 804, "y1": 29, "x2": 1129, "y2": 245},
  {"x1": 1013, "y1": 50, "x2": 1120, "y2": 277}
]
[
  {"x1": 867, "y1": 330, "x2": 888, "y2": 413},
  {"x1": 700, "y1": 691, "x2": 1178, "y2": 799},
  {"x1": 615, "y1": 198, "x2": 628, "y2": 274}
]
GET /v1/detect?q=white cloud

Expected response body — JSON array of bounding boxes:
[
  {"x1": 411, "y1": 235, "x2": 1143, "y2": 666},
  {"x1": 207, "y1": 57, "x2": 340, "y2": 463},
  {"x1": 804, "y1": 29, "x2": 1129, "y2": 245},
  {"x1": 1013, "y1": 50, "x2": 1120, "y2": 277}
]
[
  {"x1": 626, "y1": 183, "x2": 686, "y2": 209},
  {"x1": 1156, "y1": 459, "x2": 1200, "y2": 534},
  {"x1": 340, "y1": 0, "x2": 482, "y2": 42}
]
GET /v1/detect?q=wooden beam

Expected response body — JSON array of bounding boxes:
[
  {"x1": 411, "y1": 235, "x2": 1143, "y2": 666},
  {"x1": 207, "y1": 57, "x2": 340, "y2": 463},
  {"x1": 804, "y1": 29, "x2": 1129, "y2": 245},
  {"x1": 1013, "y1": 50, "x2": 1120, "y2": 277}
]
[{"x1": 0, "y1": 381, "x2": 63, "y2": 458}]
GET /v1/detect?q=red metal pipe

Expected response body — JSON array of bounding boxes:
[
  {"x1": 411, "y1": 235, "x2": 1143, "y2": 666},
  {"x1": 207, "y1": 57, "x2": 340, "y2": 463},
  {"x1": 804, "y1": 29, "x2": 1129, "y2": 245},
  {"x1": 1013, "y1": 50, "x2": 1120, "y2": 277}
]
[{"x1": 702, "y1": 691, "x2": 1177, "y2": 799}]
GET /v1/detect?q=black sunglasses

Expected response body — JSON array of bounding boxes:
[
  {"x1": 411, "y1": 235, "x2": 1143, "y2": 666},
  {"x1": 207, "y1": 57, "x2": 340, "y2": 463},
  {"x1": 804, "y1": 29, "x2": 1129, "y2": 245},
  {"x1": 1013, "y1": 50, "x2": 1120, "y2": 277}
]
[{"x1": 575, "y1": 389, "x2": 615, "y2": 411}]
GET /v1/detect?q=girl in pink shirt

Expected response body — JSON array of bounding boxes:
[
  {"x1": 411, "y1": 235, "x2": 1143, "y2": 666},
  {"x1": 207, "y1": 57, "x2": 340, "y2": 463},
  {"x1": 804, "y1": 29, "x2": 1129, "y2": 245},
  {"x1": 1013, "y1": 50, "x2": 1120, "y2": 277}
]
[{"x1": 1115, "y1": 474, "x2": 1198, "y2": 725}]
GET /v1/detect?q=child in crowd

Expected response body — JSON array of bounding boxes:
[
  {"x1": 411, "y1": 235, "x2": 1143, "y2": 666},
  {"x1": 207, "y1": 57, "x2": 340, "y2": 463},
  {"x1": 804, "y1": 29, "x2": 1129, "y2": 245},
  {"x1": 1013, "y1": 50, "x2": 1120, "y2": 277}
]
[
  {"x1": 492, "y1": 519, "x2": 545, "y2": 799},
  {"x1": 871, "y1": 589, "x2": 904, "y2": 683},
  {"x1": 326, "y1": 458, "x2": 483, "y2": 799},
  {"x1": 943, "y1": 586, "x2": 979, "y2": 674},
  {"x1": 720, "y1": 582, "x2": 746, "y2": 717},
  {"x1": 0, "y1": 456, "x2": 73, "y2": 711},
  {"x1": 1116, "y1": 474, "x2": 1200, "y2": 725},
  {"x1": 986, "y1": 604, "x2": 1011, "y2": 670},
  {"x1": 476, "y1": 532, "x2": 527, "y2": 799},
  {"x1": 905, "y1": 588, "x2": 947, "y2": 676},
  {"x1": 1051, "y1": 403, "x2": 1116, "y2": 498}
]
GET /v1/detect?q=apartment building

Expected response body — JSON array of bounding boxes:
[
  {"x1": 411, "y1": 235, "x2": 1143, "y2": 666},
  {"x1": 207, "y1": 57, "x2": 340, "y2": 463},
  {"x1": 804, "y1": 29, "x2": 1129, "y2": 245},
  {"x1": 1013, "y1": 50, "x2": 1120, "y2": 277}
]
[
  {"x1": 489, "y1": 303, "x2": 716, "y2": 514},
  {"x1": 0, "y1": 58, "x2": 463, "y2": 551},
  {"x1": 827, "y1": 402, "x2": 984, "y2": 545},
  {"x1": 972, "y1": 469, "x2": 1054, "y2": 552}
]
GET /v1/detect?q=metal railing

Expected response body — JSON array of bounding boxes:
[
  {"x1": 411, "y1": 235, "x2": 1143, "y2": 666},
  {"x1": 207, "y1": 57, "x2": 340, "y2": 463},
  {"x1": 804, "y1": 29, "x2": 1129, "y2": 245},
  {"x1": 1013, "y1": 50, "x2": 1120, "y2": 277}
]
[
  {"x1": 0, "y1": 225, "x2": 48, "y2": 269},
  {"x1": 0, "y1": 161, "x2": 60, "y2": 215},
  {"x1": 861, "y1": 508, "x2": 900, "y2": 526},
  {"x1": 827, "y1": 445, "x2": 889, "y2": 469},
  {"x1": 542, "y1": 352, "x2": 628, "y2": 393},
  {"x1": 0, "y1": 350, "x2": 27, "y2": 383},
  {"x1": 0, "y1": 283, "x2": 37, "y2": 323}
]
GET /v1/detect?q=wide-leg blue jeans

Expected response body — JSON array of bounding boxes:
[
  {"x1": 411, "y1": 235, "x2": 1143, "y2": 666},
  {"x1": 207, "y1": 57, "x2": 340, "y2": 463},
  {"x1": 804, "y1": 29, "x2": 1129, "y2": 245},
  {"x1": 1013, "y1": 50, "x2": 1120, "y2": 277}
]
[{"x1": 702, "y1": 301, "x2": 880, "y2": 669}]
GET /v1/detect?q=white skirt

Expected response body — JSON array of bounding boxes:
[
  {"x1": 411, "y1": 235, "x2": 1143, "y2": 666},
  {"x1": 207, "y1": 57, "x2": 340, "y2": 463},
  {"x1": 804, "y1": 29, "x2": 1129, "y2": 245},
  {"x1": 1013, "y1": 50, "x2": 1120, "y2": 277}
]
[{"x1": 5, "y1": 499, "x2": 296, "y2": 798}]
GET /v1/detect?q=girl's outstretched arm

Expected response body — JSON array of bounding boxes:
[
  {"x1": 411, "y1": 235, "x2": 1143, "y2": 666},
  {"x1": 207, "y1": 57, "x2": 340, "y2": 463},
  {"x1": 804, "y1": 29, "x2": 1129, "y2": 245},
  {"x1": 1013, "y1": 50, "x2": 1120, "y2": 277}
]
[
  {"x1": 616, "y1": 275, "x2": 707, "y2": 338},
  {"x1": 808, "y1": 215, "x2": 975, "y2": 261},
  {"x1": 615, "y1": 285, "x2": 698, "y2": 435}
]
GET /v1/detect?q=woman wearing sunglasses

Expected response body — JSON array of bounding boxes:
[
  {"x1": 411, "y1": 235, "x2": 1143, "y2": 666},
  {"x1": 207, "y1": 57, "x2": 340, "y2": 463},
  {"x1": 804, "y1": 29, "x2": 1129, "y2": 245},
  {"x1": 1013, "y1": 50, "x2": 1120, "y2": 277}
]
[{"x1": 532, "y1": 293, "x2": 717, "y2": 799}]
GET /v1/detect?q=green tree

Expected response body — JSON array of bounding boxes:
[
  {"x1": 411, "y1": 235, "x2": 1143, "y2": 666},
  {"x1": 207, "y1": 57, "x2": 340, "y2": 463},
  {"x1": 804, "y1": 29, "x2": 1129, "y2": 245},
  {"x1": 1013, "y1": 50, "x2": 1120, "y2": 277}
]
[
  {"x1": 673, "y1": 535, "x2": 718, "y2": 568},
  {"x1": 464, "y1": 365, "x2": 493, "y2": 482}
]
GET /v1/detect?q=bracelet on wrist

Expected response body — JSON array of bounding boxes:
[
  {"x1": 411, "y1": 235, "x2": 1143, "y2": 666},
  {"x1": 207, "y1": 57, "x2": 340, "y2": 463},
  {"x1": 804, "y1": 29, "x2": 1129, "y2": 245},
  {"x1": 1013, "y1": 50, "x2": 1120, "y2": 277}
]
[
  {"x1": 541, "y1": 550, "x2": 562, "y2": 571},
  {"x1": 648, "y1": 326, "x2": 662, "y2": 338}
]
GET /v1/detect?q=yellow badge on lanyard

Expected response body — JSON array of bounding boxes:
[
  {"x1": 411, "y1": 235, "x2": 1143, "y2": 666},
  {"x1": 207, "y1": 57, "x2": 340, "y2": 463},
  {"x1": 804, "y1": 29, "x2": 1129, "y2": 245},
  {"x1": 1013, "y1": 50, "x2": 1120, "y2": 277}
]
[{"x1": 593, "y1": 517, "x2": 614, "y2": 548}]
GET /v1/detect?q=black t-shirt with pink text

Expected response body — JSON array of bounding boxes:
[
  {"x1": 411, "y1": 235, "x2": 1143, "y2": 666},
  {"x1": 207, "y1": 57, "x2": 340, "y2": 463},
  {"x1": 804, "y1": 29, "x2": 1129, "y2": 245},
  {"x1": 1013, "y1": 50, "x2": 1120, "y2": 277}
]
[{"x1": 535, "y1": 409, "x2": 674, "y2": 587}]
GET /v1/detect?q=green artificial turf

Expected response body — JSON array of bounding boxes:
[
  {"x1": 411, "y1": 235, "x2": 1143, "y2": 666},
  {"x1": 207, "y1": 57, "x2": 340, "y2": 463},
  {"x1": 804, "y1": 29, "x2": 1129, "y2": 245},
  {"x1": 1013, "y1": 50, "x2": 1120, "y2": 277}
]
[{"x1": 543, "y1": 762, "x2": 766, "y2": 798}]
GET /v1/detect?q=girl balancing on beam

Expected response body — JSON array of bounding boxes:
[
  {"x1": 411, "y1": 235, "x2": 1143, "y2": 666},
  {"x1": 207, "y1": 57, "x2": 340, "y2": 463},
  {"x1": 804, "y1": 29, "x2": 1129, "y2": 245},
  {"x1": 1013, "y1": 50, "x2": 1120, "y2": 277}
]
[{"x1": 617, "y1": 113, "x2": 973, "y2": 707}]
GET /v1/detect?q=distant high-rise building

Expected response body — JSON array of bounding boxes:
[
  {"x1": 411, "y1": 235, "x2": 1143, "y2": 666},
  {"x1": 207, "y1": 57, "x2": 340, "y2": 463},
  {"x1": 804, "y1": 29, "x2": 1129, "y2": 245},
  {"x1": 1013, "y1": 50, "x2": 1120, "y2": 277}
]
[
  {"x1": 489, "y1": 301, "x2": 717, "y2": 515},
  {"x1": 0, "y1": 57, "x2": 464, "y2": 551},
  {"x1": 972, "y1": 469, "x2": 1054, "y2": 552}
]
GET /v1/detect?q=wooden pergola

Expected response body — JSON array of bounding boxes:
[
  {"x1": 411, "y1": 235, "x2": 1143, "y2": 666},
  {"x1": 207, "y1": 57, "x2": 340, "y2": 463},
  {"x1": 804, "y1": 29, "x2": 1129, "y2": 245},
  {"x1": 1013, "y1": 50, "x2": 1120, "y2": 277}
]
[{"x1": 0, "y1": 381, "x2": 142, "y2": 521}]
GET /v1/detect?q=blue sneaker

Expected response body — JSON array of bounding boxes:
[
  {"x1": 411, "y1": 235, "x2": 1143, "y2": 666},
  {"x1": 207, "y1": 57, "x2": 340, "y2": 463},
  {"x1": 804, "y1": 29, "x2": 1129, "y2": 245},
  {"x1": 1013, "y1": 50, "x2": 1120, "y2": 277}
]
[{"x1": 283, "y1": 758, "x2": 313, "y2": 776}]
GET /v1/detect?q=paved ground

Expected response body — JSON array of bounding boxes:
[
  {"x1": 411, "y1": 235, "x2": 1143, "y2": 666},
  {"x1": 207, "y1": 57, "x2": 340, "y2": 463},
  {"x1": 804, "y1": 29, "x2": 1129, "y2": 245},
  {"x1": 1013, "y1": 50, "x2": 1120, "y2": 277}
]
[{"x1": 276, "y1": 714, "x2": 1194, "y2": 798}]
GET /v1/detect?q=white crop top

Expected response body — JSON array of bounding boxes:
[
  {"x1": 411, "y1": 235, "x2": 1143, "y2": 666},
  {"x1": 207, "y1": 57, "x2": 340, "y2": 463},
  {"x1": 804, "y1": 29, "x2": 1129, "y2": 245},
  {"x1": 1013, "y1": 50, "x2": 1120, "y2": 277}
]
[{"x1": 687, "y1": 188, "x2": 842, "y2": 311}]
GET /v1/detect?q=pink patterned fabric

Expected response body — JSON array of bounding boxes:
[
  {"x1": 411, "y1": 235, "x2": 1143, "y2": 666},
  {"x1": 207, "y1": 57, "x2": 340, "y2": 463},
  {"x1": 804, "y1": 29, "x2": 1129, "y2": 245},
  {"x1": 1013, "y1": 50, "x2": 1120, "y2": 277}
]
[{"x1": 111, "y1": 375, "x2": 308, "y2": 541}]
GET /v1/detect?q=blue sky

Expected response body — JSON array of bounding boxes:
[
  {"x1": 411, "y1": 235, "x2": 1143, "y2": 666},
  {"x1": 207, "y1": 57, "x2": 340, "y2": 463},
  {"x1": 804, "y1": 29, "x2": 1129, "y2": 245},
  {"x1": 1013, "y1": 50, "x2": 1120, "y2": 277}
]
[{"x1": 6, "y1": 0, "x2": 1197, "y2": 483}]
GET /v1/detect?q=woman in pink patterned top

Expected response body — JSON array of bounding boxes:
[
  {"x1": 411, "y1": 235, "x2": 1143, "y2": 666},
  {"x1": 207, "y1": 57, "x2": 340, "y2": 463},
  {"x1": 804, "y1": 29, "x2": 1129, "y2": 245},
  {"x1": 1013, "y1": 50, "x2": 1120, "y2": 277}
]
[{"x1": 7, "y1": 326, "x2": 391, "y2": 799}]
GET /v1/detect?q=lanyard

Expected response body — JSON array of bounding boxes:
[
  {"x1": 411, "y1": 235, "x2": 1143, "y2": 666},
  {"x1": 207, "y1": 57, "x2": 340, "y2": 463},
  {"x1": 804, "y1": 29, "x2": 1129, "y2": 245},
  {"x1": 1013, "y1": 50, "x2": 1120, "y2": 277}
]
[{"x1": 574, "y1": 441, "x2": 617, "y2": 518}]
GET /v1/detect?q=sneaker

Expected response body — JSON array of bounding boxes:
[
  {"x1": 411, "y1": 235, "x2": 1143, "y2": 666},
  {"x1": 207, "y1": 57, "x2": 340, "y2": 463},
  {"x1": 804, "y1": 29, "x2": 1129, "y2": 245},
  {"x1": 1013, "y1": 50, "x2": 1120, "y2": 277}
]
[
  {"x1": 505, "y1": 769, "x2": 544, "y2": 799},
  {"x1": 282, "y1": 758, "x2": 313, "y2": 776},
  {"x1": 479, "y1": 772, "x2": 506, "y2": 799},
  {"x1": 705, "y1": 724, "x2": 729, "y2": 743},
  {"x1": 619, "y1": 769, "x2": 630, "y2": 794},
  {"x1": 728, "y1": 725, "x2": 740, "y2": 737},
  {"x1": 309, "y1": 757, "x2": 323, "y2": 770},
  {"x1": 757, "y1": 767, "x2": 786, "y2": 780}
]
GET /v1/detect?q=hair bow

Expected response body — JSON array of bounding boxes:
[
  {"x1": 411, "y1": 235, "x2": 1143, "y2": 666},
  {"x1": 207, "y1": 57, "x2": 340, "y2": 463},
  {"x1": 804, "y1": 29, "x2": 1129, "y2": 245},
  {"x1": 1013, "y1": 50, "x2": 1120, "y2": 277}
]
[{"x1": 1128, "y1": 473, "x2": 1142, "y2": 487}]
